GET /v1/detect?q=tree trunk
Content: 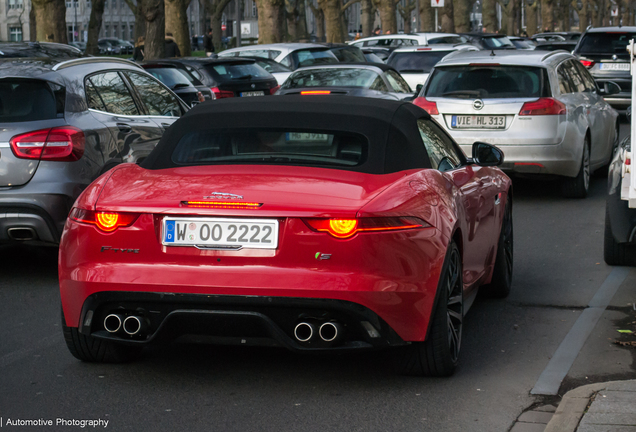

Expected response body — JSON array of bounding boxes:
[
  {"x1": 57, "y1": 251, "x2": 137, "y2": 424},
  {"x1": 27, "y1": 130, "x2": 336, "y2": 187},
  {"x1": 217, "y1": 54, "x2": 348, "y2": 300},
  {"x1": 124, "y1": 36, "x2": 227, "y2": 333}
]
[
  {"x1": 440, "y1": 0, "x2": 453, "y2": 31},
  {"x1": 203, "y1": 0, "x2": 232, "y2": 52},
  {"x1": 418, "y1": 0, "x2": 434, "y2": 31},
  {"x1": 256, "y1": 0, "x2": 286, "y2": 43},
  {"x1": 309, "y1": 3, "x2": 326, "y2": 41},
  {"x1": 482, "y1": 0, "x2": 497, "y2": 31},
  {"x1": 29, "y1": 6, "x2": 37, "y2": 41},
  {"x1": 525, "y1": 1, "x2": 538, "y2": 35},
  {"x1": 296, "y1": 0, "x2": 308, "y2": 40},
  {"x1": 123, "y1": 0, "x2": 147, "y2": 42},
  {"x1": 143, "y1": 0, "x2": 166, "y2": 59},
  {"x1": 398, "y1": 0, "x2": 416, "y2": 33},
  {"x1": 563, "y1": 1, "x2": 570, "y2": 30},
  {"x1": 86, "y1": 0, "x2": 106, "y2": 55},
  {"x1": 453, "y1": 0, "x2": 470, "y2": 32},
  {"x1": 374, "y1": 0, "x2": 398, "y2": 33},
  {"x1": 165, "y1": 0, "x2": 193, "y2": 56},
  {"x1": 361, "y1": 0, "x2": 375, "y2": 35},
  {"x1": 541, "y1": 0, "x2": 553, "y2": 30},
  {"x1": 31, "y1": 0, "x2": 67, "y2": 42}
]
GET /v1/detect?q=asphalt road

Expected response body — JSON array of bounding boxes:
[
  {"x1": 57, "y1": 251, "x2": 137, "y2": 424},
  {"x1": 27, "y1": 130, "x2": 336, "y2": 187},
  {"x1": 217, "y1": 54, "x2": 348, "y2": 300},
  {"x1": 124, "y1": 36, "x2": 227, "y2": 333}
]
[{"x1": 1, "y1": 124, "x2": 635, "y2": 432}]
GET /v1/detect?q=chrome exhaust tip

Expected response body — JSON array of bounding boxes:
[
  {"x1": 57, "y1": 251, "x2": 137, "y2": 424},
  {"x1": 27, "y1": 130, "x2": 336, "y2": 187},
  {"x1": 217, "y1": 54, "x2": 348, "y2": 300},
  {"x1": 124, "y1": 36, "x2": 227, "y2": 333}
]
[
  {"x1": 123, "y1": 316, "x2": 144, "y2": 336},
  {"x1": 293, "y1": 322, "x2": 315, "y2": 342},
  {"x1": 103, "y1": 314, "x2": 123, "y2": 333},
  {"x1": 7, "y1": 227, "x2": 37, "y2": 241},
  {"x1": 319, "y1": 322, "x2": 342, "y2": 342}
]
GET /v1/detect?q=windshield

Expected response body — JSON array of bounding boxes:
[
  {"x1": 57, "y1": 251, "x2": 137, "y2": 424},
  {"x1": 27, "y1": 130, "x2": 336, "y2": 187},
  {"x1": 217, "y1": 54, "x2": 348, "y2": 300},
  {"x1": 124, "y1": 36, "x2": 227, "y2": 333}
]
[
  {"x1": 482, "y1": 36, "x2": 515, "y2": 49},
  {"x1": 330, "y1": 47, "x2": 366, "y2": 62},
  {"x1": 282, "y1": 68, "x2": 380, "y2": 89},
  {"x1": 426, "y1": 66, "x2": 550, "y2": 98},
  {"x1": 206, "y1": 63, "x2": 273, "y2": 82},
  {"x1": 388, "y1": 51, "x2": 453, "y2": 73},
  {"x1": 255, "y1": 59, "x2": 290, "y2": 73},
  {"x1": 144, "y1": 67, "x2": 192, "y2": 89},
  {"x1": 0, "y1": 79, "x2": 64, "y2": 122},
  {"x1": 172, "y1": 129, "x2": 367, "y2": 168},
  {"x1": 577, "y1": 32, "x2": 636, "y2": 56},
  {"x1": 292, "y1": 49, "x2": 339, "y2": 68}
]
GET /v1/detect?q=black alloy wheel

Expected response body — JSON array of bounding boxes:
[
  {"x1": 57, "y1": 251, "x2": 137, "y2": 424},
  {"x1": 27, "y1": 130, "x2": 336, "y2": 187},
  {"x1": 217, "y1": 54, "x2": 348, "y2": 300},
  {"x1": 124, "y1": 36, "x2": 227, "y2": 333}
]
[
  {"x1": 395, "y1": 241, "x2": 463, "y2": 377},
  {"x1": 480, "y1": 195, "x2": 513, "y2": 298}
]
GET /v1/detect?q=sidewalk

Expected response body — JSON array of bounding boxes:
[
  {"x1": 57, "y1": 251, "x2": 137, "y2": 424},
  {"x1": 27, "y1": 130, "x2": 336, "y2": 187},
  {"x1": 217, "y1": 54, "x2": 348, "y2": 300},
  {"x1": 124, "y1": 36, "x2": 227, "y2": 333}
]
[{"x1": 543, "y1": 380, "x2": 636, "y2": 432}]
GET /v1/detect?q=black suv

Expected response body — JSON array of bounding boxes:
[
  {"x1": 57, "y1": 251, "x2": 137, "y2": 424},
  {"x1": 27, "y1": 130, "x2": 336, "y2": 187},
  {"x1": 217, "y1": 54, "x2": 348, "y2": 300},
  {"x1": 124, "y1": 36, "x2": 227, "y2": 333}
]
[
  {"x1": 573, "y1": 27, "x2": 636, "y2": 112},
  {"x1": 0, "y1": 56, "x2": 188, "y2": 246}
]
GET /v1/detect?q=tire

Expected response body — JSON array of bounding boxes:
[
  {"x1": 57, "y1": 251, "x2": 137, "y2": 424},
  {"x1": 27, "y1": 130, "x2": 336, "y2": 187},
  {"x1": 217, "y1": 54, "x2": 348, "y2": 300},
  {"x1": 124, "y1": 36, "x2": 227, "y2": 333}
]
[
  {"x1": 603, "y1": 203, "x2": 636, "y2": 266},
  {"x1": 394, "y1": 241, "x2": 463, "y2": 377},
  {"x1": 62, "y1": 309, "x2": 141, "y2": 363},
  {"x1": 561, "y1": 136, "x2": 590, "y2": 198},
  {"x1": 480, "y1": 195, "x2": 513, "y2": 298}
]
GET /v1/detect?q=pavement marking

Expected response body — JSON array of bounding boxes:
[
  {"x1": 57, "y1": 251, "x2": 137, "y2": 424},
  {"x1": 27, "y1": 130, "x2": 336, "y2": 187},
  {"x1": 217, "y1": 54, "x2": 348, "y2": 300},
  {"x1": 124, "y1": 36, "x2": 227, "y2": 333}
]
[
  {"x1": 0, "y1": 333, "x2": 60, "y2": 369},
  {"x1": 531, "y1": 267, "x2": 630, "y2": 396}
]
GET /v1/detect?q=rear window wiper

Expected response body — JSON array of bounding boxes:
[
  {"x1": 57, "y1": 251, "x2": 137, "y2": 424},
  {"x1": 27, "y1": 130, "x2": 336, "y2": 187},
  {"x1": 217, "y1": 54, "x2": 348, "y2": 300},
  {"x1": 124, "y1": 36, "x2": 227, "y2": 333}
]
[{"x1": 440, "y1": 90, "x2": 482, "y2": 98}]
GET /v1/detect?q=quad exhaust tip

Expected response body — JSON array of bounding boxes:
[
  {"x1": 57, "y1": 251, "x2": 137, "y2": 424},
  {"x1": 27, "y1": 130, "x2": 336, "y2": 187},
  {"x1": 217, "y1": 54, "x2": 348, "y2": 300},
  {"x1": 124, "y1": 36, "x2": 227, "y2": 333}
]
[
  {"x1": 293, "y1": 322, "x2": 315, "y2": 342},
  {"x1": 123, "y1": 316, "x2": 144, "y2": 335},
  {"x1": 103, "y1": 314, "x2": 123, "y2": 333},
  {"x1": 319, "y1": 322, "x2": 342, "y2": 342}
]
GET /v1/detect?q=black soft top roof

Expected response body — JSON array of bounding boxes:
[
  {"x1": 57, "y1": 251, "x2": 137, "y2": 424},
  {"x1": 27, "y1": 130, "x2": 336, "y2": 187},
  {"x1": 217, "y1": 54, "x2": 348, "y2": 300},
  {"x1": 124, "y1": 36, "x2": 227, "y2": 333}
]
[{"x1": 142, "y1": 96, "x2": 433, "y2": 174}]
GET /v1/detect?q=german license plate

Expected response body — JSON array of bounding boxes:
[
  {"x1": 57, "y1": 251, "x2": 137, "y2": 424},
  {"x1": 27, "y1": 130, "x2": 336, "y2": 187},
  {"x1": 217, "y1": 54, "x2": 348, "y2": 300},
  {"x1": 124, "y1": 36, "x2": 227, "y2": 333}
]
[
  {"x1": 240, "y1": 91, "x2": 265, "y2": 97},
  {"x1": 451, "y1": 115, "x2": 506, "y2": 129},
  {"x1": 285, "y1": 132, "x2": 329, "y2": 142},
  {"x1": 599, "y1": 63, "x2": 630, "y2": 71},
  {"x1": 162, "y1": 217, "x2": 278, "y2": 249}
]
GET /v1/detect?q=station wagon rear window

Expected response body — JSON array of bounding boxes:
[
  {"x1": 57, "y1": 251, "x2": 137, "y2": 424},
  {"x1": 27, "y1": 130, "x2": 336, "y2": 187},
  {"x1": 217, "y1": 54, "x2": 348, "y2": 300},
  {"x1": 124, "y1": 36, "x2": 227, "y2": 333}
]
[
  {"x1": 389, "y1": 51, "x2": 454, "y2": 73},
  {"x1": 172, "y1": 129, "x2": 368, "y2": 168},
  {"x1": 426, "y1": 65, "x2": 550, "y2": 99},
  {"x1": 282, "y1": 68, "x2": 380, "y2": 89},
  {"x1": 0, "y1": 79, "x2": 64, "y2": 122},
  {"x1": 206, "y1": 63, "x2": 272, "y2": 82}
]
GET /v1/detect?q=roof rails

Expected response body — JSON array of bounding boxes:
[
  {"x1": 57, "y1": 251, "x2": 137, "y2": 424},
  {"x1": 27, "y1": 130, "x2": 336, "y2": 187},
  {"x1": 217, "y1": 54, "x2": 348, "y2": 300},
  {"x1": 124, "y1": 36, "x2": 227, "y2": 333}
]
[
  {"x1": 541, "y1": 50, "x2": 570, "y2": 62},
  {"x1": 52, "y1": 57, "x2": 142, "y2": 71}
]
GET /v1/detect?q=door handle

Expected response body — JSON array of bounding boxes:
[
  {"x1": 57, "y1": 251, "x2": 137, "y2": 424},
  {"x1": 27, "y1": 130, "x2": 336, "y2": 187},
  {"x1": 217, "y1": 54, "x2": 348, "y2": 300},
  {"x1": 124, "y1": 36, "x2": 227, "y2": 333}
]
[{"x1": 116, "y1": 123, "x2": 132, "y2": 133}]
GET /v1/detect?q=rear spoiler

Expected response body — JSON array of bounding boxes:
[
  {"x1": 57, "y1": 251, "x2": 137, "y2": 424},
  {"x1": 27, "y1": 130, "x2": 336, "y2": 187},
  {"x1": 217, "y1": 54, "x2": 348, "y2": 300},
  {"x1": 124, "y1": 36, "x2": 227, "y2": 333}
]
[{"x1": 624, "y1": 40, "x2": 636, "y2": 208}]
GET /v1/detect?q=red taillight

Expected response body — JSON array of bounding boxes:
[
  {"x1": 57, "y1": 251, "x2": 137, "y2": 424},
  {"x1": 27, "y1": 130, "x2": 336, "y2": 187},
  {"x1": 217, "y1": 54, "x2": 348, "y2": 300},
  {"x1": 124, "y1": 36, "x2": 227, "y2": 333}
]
[
  {"x1": 10, "y1": 127, "x2": 85, "y2": 161},
  {"x1": 519, "y1": 98, "x2": 566, "y2": 116},
  {"x1": 303, "y1": 217, "x2": 429, "y2": 239},
  {"x1": 211, "y1": 87, "x2": 234, "y2": 98},
  {"x1": 413, "y1": 97, "x2": 439, "y2": 115},
  {"x1": 270, "y1": 85, "x2": 280, "y2": 95},
  {"x1": 181, "y1": 201, "x2": 263, "y2": 209},
  {"x1": 69, "y1": 208, "x2": 139, "y2": 232},
  {"x1": 300, "y1": 90, "x2": 331, "y2": 95},
  {"x1": 579, "y1": 60, "x2": 595, "y2": 68}
]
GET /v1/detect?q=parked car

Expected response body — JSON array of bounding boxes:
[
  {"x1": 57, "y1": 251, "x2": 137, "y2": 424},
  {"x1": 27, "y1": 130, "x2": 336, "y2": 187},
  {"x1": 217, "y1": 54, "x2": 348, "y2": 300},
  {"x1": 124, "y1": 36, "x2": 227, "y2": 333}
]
[
  {"x1": 362, "y1": 48, "x2": 388, "y2": 63},
  {"x1": 218, "y1": 43, "x2": 339, "y2": 70},
  {"x1": 573, "y1": 27, "x2": 636, "y2": 112},
  {"x1": 58, "y1": 96, "x2": 513, "y2": 378},
  {"x1": 460, "y1": 33, "x2": 516, "y2": 50},
  {"x1": 532, "y1": 32, "x2": 581, "y2": 42},
  {"x1": 319, "y1": 43, "x2": 366, "y2": 62},
  {"x1": 535, "y1": 41, "x2": 577, "y2": 52},
  {"x1": 69, "y1": 41, "x2": 87, "y2": 53},
  {"x1": 0, "y1": 41, "x2": 84, "y2": 59},
  {"x1": 139, "y1": 58, "x2": 216, "y2": 100},
  {"x1": 276, "y1": 63, "x2": 413, "y2": 100},
  {"x1": 141, "y1": 62, "x2": 212, "y2": 106},
  {"x1": 99, "y1": 38, "x2": 133, "y2": 54},
  {"x1": 349, "y1": 33, "x2": 465, "y2": 53},
  {"x1": 508, "y1": 36, "x2": 536, "y2": 50},
  {"x1": 230, "y1": 56, "x2": 293, "y2": 85},
  {"x1": 387, "y1": 44, "x2": 478, "y2": 91},
  {"x1": 414, "y1": 50, "x2": 620, "y2": 198},
  {"x1": 155, "y1": 57, "x2": 280, "y2": 98},
  {"x1": 98, "y1": 40, "x2": 118, "y2": 55},
  {"x1": 0, "y1": 57, "x2": 188, "y2": 246}
]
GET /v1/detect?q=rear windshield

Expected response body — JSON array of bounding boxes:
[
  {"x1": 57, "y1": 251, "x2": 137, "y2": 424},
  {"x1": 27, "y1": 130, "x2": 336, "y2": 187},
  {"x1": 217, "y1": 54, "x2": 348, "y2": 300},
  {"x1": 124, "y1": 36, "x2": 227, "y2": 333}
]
[
  {"x1": 205, "y1": 63, "x2": 272, "y2": 82},
  {"x1": 254, "y1": 60, "x2": 290, "y2": 73},
  {"x1": 426, "y1": 65, "x2": 550, "y2": 99},
  {"x1": 330, "y1": 47, "x2": 366, "y2": 63},
  {"x1": 0, "y1": 45, "x2": 83, "y2": 59},
  {"x1": 172, "y1": 129, "x2": 367, "y2": 168},
  {"x1": 292, "y1": 49, "x2": 339, "y2": 68},
  {"x1": 388, "y1": 51, "x2": 453, "y2": 73},
  {"x1": 144, "y1": 67, "x2": 192, "y2": 89},
  {"x1": 482, "y1": 36, "x2": 515, "y2": 49},
  {"x1": 428, "y1": 36, "x2": 465, "y2": 44},
  {"x1": 577, "y1": 32, "x2": 636, "y2": 56},
  {"x1": 282, "y1": 68, "x2": 380, "y2": 89},
  {"x1": 0, "y1": 79, "x2": 64, "y2": 122}
]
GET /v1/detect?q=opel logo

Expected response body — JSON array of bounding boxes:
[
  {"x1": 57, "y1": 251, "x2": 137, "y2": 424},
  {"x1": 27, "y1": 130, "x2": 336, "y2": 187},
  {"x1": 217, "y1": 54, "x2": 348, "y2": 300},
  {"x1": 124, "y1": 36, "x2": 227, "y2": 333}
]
[
  {"x1": 612, "y1": 54, "x2": 618, "y2": 60},
  {"x1": 251, "y1": 83, "x2": 256, "y2": 89},
  {"x1": 473, "y1": 99, "x2": 484, "y2": 110}
]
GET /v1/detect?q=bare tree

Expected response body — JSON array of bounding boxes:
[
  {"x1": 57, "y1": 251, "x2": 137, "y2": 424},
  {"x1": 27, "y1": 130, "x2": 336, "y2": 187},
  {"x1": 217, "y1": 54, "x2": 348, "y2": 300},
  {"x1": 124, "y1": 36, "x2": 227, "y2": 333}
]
[
  {"x1": 308, "y1": 1, "x2": 326, "y2": 40},
  {"x1": 498, "y1": 0, "x2": 518, "y2": 34},
  {"x1": 86, "y1": 0, "x2": 106, "y2": 55},
  {"x1": 122, "y1": 0, "x2": 147, "y2": 41},
  {"x1": 453, "y1": 0, "x2": 471, "y2": 32},
  {"x1": 482, "y1": 0, "x2": 498, "y2": 31},
  {"x1": 373, "y1": 0, "x2": 399, "y2": 34},
  {"x1": 440, "y1": 0, "x2": 453, "y2": 31},
  {"x1": 541, "y1": 0, "x2": 554, "y2": 30},
  {"x1": 318, "y1": 0, "x2": 359, "y2": 42},
  {"x1": 165, "y1": 0, "x2": 193, "y2": 56},
  {"x1": 398, "y1": 0, "x2": 416, "y2": 33},
  {"x1": 418, "y1": 0, "x2": 434, "y2": 31},
  {"x1": 201, "y1": 0, "x2": 232, "y2": 54},
  {"x1": 525, "y1": 0, "x2": 539, "y2": 35},
  {"x1": 143, "y1": 0, "x2": 166, "y2": 59},
  {"x1": 256, "y1": 0, "x2": 286, "y2": 43},
  {"x1": 360, "y1": 0, "x2": 375, "y2": 35},
  {"x1": 31, "y1": 0, "x2": 67, "y2": 42}
]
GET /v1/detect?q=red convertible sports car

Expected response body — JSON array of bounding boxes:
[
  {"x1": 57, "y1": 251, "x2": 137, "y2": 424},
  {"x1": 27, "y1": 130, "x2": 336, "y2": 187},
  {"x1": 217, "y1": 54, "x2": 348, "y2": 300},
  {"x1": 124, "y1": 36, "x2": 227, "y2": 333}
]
[{"x1": 59, "y1": 97, "x2": 513, "y2": 376}]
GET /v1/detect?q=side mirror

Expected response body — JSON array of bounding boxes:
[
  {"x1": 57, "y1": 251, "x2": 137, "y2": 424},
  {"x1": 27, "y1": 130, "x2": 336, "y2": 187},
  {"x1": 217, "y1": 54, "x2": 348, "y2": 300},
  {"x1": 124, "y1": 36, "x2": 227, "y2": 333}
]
[
  {"x1": 472, "y1": 142, "x2": 504, "y2": 166},
  {"x1": 599, "y1": 81, "x2": 621, "y2": 96},
  {"x1": 415, "y1": 84, "x2": 423, "y2": 96}
]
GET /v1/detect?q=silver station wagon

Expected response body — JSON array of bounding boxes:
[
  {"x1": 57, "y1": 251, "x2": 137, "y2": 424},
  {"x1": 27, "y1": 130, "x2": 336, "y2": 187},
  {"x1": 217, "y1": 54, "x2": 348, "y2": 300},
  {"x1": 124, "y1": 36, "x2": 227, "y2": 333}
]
[{"x1": 414, "y1": 50, "x2": 620, "y2": 198}]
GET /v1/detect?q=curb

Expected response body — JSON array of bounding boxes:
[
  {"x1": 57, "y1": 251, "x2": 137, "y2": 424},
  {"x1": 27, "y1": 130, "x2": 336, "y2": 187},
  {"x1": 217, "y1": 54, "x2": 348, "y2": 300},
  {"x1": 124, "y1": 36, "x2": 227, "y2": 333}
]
[{"x1": 543, "y1": 381, "x2": 626, "y2": 432}]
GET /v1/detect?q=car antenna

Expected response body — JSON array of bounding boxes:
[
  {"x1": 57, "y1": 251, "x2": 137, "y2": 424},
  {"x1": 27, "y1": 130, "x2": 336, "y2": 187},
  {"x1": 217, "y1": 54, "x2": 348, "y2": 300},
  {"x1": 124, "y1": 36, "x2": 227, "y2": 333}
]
[{"x1": 490, "y1": 49, "x2": 496, "y2": 56}]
